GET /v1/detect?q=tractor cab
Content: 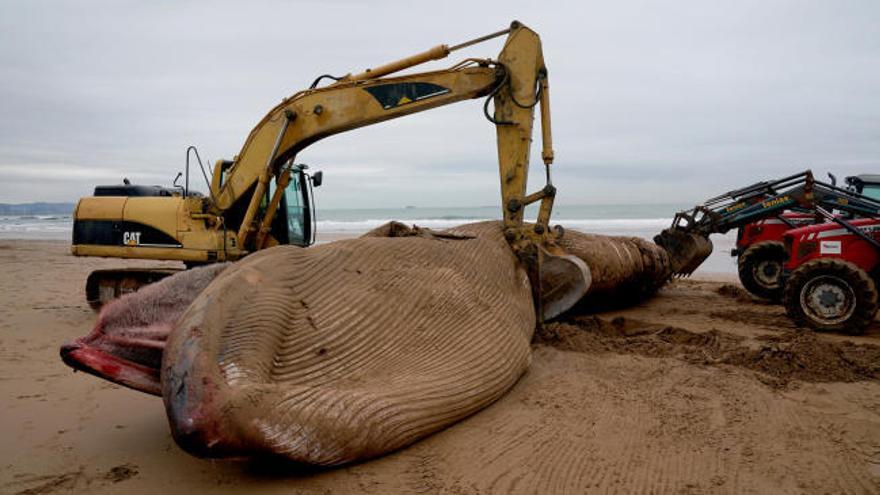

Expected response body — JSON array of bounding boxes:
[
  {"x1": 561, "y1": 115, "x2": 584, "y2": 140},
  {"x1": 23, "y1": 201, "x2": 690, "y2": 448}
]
[{"x1": 846, "y1": 174, "x2": 880, "y2": 201}]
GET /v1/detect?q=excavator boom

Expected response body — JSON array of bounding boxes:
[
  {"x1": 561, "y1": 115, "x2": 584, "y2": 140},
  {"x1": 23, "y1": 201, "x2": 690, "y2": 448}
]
[{"x1": 214, "y1": 23, "x2": 557, "y2": 246}]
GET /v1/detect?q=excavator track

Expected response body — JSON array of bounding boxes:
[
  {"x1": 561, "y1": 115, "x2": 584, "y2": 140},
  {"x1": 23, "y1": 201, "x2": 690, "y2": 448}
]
[{"x1": 85, "y1": 268, "x2": 185, "y2": 310}]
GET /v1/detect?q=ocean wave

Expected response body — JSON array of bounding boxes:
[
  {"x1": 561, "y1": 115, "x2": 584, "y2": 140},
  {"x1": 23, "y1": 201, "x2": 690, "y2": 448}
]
[
  {"x1": 316, "y1": 218, "x2": 492, "y2": 231},
  {"x1": 0, "y1": 223, "x2": 72, "y2": 232},
  {"x1": 423, "y1": 215, "x2": 481, "y2": 221},
  {"x1": 315, "y1": 217, "x2": 672, "y2": 232}
]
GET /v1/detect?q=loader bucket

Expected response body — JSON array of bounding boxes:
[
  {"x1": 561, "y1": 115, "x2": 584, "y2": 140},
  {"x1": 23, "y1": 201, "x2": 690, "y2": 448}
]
[
  {"x1": 538, "y1": 247, "x2": 592, "y2": 320},
  {"x1": 653, "y1": 228, "x2": 713, "y2": 276}
]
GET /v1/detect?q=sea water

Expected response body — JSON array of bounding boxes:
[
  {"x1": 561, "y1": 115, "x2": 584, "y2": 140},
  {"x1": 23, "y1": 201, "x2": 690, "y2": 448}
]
[{"x1": 0, "y1": 204, "x2": 738, "y2": 274}]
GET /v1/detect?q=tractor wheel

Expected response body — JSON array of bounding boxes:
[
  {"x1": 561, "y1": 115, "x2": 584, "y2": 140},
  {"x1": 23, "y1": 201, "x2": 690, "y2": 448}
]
[
  {"x1": 738, "y1": 241, "x2": 787, "y2": 301},
  {"x1": 783, "y1": 258, "x2": 878, "y2": 335}
]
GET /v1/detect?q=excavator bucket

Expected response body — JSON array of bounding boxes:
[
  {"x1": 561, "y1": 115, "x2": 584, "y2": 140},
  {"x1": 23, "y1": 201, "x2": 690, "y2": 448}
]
[
  {"x1": 653, "y1": 228, "x2": 713, "y2": 276},
  {"x1": 537, "y1": 246, "x2": 592, "y2": 320}
]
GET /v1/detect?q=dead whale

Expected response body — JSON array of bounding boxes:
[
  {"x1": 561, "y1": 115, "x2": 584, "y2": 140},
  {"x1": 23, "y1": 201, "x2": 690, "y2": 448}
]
[
  {"x1": 60, "y1": 221, "x2": 674, "y2": 465},
  {"x1": 161, "y1": 221, "x2": 535, "y2": 465}
]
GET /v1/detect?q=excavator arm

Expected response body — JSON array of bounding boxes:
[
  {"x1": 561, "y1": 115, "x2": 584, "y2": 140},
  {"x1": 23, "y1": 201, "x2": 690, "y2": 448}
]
[
  {"x1": 207, "y1": 21, "x2": 588, "y2": 320},
  {"x1": 212, "y1": 67, "x2": 499, "y2": 217}
]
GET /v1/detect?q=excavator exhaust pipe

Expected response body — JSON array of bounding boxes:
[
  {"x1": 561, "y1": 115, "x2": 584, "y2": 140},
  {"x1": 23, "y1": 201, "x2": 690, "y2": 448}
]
[{"x1": 653, "y1": 228, "x2": 713, "y2": 277}]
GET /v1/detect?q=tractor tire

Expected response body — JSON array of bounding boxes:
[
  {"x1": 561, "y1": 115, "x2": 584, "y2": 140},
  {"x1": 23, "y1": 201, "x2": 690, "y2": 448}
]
[
  {"x1": 738, "y1": 241, "x2": 787, "y2": 301},
  {"x1": 783, "y1": 258, "x2": 878, "y2": 335}
]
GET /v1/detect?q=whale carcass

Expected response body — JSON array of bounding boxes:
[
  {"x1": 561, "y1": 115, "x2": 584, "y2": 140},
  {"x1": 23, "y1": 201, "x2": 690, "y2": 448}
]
[{"x1": 61, "y1": 221, "x2": 673, "y2": 465}]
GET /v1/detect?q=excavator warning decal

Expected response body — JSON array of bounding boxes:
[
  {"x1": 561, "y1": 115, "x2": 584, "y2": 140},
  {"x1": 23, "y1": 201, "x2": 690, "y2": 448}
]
[{"x1": 364, "y1": 83, "x2": 450, "y2": 110}]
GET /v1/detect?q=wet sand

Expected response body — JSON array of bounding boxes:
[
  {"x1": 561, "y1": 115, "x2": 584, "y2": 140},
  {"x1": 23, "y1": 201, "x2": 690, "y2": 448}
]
[{"x1": 2, "y1": 240, "x2": 879, "y2": 493}]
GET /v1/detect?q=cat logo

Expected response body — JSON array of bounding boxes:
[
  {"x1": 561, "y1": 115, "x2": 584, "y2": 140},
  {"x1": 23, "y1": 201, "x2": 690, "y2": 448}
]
[{"x1": 123, "y1": 231, "x2": 142, "y2": 246}]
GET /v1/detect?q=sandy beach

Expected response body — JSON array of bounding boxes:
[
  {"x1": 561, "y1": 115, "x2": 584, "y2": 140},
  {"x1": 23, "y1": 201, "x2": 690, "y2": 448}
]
[{"x1": 2, "y1": 239, "x2": 879, "y2": 494}]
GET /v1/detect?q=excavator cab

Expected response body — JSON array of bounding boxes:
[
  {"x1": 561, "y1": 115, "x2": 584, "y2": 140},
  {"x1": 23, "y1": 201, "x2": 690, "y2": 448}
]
[{"x1": 267, "y1": 165, "x2": 319, "y2": 247}]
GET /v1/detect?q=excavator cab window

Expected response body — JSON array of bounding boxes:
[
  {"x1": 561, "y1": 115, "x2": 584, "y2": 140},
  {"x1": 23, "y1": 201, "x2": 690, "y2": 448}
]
[
  {"x1": 217, "y1": 160, "x2": 235, "y2": 189},
  {"x1": 265, "y1": 168, "x2": 315, "y2": 247},
  {"x1": 285, "y1": 172, "x2": 308, "y2": 246}
]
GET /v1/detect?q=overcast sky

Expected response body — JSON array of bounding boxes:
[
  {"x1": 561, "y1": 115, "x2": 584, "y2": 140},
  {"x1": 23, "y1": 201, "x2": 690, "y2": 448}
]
[{"x1": 1, "y1": 0, "x2": 878, "y2": 208}]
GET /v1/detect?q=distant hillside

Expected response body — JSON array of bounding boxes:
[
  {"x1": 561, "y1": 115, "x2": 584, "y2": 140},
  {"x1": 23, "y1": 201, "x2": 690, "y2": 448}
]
[{"x1": 0, "y1": 202, "x2": 75, "y2": 215}]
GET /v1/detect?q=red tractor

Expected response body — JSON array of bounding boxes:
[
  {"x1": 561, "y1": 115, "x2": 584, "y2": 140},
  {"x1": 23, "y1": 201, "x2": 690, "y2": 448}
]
[
  {"x1": 782, "y1": 215, "x2": 880, "y2": 334},
  {"x1": 735, "y1": 174, "x2": 880, "y2": 300},
  {"x1": 657, "y1": 171, "x2": 880, "y2": 301}
]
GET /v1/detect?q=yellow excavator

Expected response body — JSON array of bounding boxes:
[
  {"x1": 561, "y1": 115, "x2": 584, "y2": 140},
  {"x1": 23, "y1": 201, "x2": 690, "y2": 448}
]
[{"x1": 71, "y1": 21, "x2": 590, "y2": 320}]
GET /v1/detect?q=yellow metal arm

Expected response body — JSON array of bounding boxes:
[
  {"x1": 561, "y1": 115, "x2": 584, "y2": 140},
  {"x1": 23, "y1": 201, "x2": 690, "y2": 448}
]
[
  {"x1": 213, "y1": 21, "x2": 560, "y2": 264},
  {"x1": 214, "y1": 66, "x2": 498, "y2": 211}
]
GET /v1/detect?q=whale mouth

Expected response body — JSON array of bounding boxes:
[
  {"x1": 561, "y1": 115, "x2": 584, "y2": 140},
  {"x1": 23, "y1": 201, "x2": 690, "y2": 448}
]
[
  {"x1": 59, "y1": 263, "x2": 231, "y2": 396},
  {"x1": 60, "y1": 339, "x2": 163, "y2": 396}
]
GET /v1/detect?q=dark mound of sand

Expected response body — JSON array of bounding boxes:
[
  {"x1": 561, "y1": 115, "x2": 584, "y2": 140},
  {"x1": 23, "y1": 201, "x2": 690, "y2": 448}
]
[
  {"x1": 715, "y1": 283, "x2": 752, "y2": 302},
  {"x1": 539, "y1": 315, "x2": 880, "y2": 388},
  {"x1": 732, "y1": 332, "x2": 880, "y2": 384}
]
